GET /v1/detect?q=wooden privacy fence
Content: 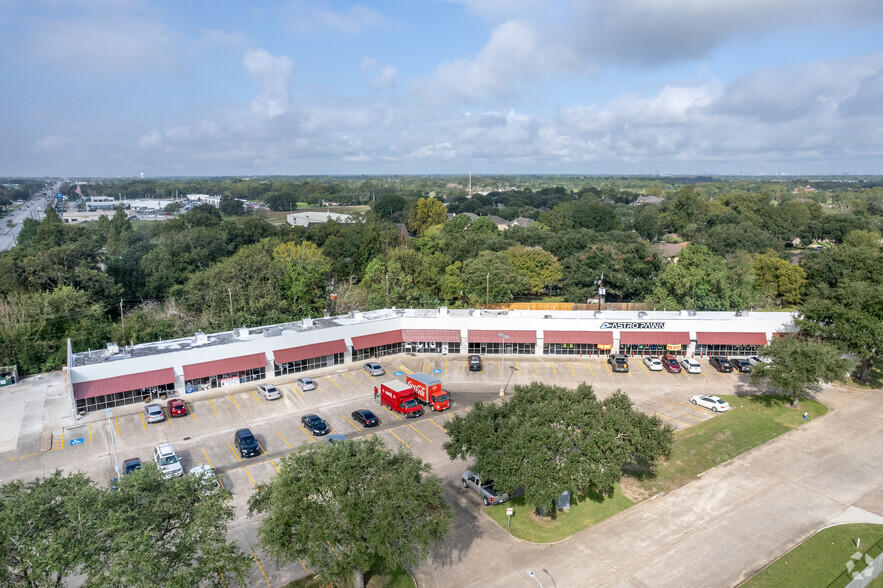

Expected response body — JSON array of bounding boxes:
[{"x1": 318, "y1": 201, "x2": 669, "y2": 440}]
[{"x1": 485, "y1": 302, "x2": 653, "y2": 312}]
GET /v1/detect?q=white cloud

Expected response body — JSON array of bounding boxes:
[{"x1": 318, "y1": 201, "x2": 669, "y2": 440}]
[
  {"x1": 243, "y1": 49, "x2": 294, "y2": 119},
  {"x1": 361, "y1": 57, "x2": 397, "y2": 90},
  {"x1": 284, "y1": 1, "x2": 387, "y2": 34}
]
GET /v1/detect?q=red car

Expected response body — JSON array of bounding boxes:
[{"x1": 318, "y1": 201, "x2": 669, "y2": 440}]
[
  {"x1": 167, "y1": 399, "x2": 188, "y2": 417},
  {"x1": 661, "y1": 355, "x2": 681, "y2": 373}
]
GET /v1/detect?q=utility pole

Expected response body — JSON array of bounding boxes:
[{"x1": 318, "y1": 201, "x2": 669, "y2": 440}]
[
  {"x1": 486, "y1": 273, "x2": 489, "y2": 307},
  {"x1": 385, "y1": 272, "x2": 390, "y2": 308},
  {"x1": 120, "y1": 299, "x2": 125, "y2": 346},
  {"x1": 598, "y1": 273, "x2": 605, "y2": 311},
  {"x1": 228, "y1": 288, "x2": 233, "y2": 328}
]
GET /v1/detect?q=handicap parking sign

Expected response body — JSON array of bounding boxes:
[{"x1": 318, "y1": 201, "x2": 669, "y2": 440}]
[
  {"x1": 69, "y1": 438, "x2": 84, "y2": 446},
  {"x1": 432, "y1": 369, "x2": 442, "y2": 374},
  {"x1": 393, "y1": 371, "x2": 404, "y2": 376}
]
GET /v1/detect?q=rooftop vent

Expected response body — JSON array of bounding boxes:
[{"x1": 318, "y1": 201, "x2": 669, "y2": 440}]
[
  {"x1": 105, "y1": 342, "x2": 120, "y2": 355},
  {"x1": 194, "y1": 331, "x2": 208, "y2": 344},
  {"x1": 594, "y1": 310, "x2": 603, "y2": 318},
  {"x1": 438, "y1": 306, "x2": 448, "y2": 317},
  {"x1": 302, "y1": 316, "x2": 313, "y2": 327},
  {"x1": 234, "y1": 327, "x2": 250, "y2": 338},
  {"x1": 637, "y1": 311, "x2": 648, "y2": 319},
  {"x1": 263, "y1": 327, "x2": 282, "y2": 338}
]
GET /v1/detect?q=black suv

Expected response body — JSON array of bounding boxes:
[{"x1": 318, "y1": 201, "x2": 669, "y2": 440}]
[
  {"x1": 732, "y1": 359, "x2": 752, "y2": 373},
  {"x1": 234, "y1": 428, "x2": 261, "y2": 458},
  {"x1": 607, "y1": 354, "x2": 629, "y2": 372},
  {"x1": 468, "y1": 355, "x2": 482, "y2": 371},
  {"x1": 709, "y1": 356, "x2": 734, "y2": 373}
]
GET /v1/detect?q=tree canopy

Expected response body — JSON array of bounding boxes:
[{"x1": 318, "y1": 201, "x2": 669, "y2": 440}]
[
  {"x1": 749, "y1": 336, "x2": 851, "y2": 406},
  {"x1": 248, "y1": 439, "x2": 452, "y2": 588},
  {"x1": 443, "y1": 383, "x2": 674, "y2": 511}
]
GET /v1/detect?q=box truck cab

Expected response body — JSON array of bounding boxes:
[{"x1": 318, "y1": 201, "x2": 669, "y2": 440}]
[
  {"x1": 406, "y1": 372, "x2": 450, "y2": 412},
  {"x1": 380, "y1": 380, "x2": 423, "y2": 418}
]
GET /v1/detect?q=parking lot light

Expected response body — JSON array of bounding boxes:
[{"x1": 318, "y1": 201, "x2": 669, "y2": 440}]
[
  {"x1": 526, "y1": 570, "x2": 544, "y2": 587},
  {"x1": 498, "y1": 332, "x2": 510, "y2": 396}
]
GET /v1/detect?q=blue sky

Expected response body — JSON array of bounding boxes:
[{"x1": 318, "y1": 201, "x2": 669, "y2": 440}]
[{"x1": 2, "y1": 0, "x2": 883, "y2": 176}]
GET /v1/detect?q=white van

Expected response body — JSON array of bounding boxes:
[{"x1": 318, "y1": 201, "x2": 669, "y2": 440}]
[{"x1": 154, "y1": 443, "x2": 183, "y2": 478}]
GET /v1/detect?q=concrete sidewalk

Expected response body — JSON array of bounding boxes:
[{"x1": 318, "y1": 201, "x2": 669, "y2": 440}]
[{"x1": 414, "y1": 384, "x2": 883, "y2": 588}]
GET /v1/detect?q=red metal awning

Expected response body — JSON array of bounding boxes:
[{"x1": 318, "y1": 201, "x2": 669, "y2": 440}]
[
  {"x1": 544, "y1": 331, "x2": 613, "y2": 345},
  {"x1": 73, "y1": 368, "x2": 176, "y2": 400},
  {"x1": 274, "y1": 340, "x2": 347, "y2": 364},
  {"x1": 696, "y1": 332, "x2": 768, "y2": 345},
  {"x1": 351, "y1": 330, "x2": 403, "y2": 350},
  {"x1": 401, "y1": 329, "x2": 461, "y2": 342},
  {"x1": 619, "y1": 331, "x2": 690, "y2": 345},
  {"x1": 182, "y1": 353, "x2": 267, "y2": 381},
  {"x1": 468, "y1": 330, "x2": 537, "y2": 344}
]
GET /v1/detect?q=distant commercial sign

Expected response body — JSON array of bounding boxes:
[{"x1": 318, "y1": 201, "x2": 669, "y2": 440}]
[
  {"x1": 601, "y1": 321, "x2": 666, "y2": 330},
  {"x1": 55, "y1": 193, "x2": 63, "y2": 198}
]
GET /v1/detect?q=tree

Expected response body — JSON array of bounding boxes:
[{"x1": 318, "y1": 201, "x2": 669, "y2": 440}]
[
  {"x1": 652, "y1": 244, "x2": 754, "y2": 310},
  {"x1": 443, "y1": 383, "x2": 673, "y2": 511},
  {"x1": 753, "y1": 249, "x2": 806, "y2": 305},
  {"x1": 86, "y1": 464, "x2": 250, "y2": 587},
  {"x1": 219, "y1": 195, "x2": 245, "y2": 216},
  {"x1": 373, "y1": 194, "x2": 407, "y2": 222},
  {"x1": 562, "y1": 241, "x2": 660, "y2": 302},
  {"x1": 273, "y1": 240, "x2": 332, "y2": 318},
  {"x1": 798, "y1": 281, "x2": 883, "y2": 382},
  {"x1": 503, "y1": 245, "x2": 562, "y2": 296},
  {"x1": 407, "y1": 197, "x2": 446, "y2": 235},
  {"x1": 249, "y1": 439, "x2": 452, "y2": 588},
  {"x1": 750, "y1": 336, "x2": 851, "y2": 406},
  {"x1": 460, "y1": 250, "x2": 529, "y2": 305},
  {"x1": 163, "y1": 202, "x2": 181, "y2": 214},
  {"x1": 0, "y1": 471, "x2": 101, "y2": 587}
]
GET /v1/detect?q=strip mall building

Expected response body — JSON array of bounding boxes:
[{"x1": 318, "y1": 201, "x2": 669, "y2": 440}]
[{"x1": 67, "y1": 308, "x2": 795, "y2": 414}]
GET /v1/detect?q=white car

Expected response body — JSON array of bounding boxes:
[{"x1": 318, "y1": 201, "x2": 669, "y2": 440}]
[
  {"x1": 154, "y1": 443, "x2": 184, "y2": 478},
  {"x1": 690, "y1": 395, "x2": 731, "y2": 412},
  {"x1": 295, "y1": 377, "x2": 316, "y2": 391},
  {"x1": 643, "y1": 356, "x2": 663, "y2": 371},
  {"x1": 363, "y1": 362, "x2": 385, "y2": 376},
  {"x1": 681, "y1": 358, "x2": 702, "y2": 374},
  {"x1": 748, "y1": 356, "x2": 771, "y2": 366},
  {"x1": 189, "y1": 464, "x2": 221, "y2": 489},
  {"x1": 258, "y1": 384, "x2": 282, "y2": 400}
]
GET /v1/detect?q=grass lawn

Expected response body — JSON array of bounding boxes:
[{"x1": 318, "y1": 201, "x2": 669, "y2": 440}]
[
  {"x1": 742, "y1": 523, "x2": 883, "y2": 588},
  {"x1": 483, "y1": 394, "x2": 828, "y2": 543},
  {"x1": 282, "y1": 558, "x2": 414, "y2": 588}
]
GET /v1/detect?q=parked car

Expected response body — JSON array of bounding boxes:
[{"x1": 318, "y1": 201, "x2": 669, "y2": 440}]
[
  {"x1": 167, "y1": 398, "x2": 188, "y2": 417},
  {"x1": 461, "y1": 470, "x2": 511, "y2": 507},
  {"x1": 681, "y1": 358, "x2": 702, "y2": 374},
  {"x1": 363, "y1": 362, "x2": 385, "y2": 376},
  {"x1": 607, "y1": 354, "x2": 629, "y2": 372},
  {"x1": 661, "y1": 355, "x2": 682, "y2": 373},
  {"x1": 189, "y1": 464, "x2": 221, "y2": 489},
  {"x1": 258, "y1": 384, "x2": 282, "y2": 400},
  {"x1": 709, "y1": 356, "x2": 734, "y2": 373},
  {"x1": 468, "y1": 355, "x2": 483, "y2": 371},
  {"x1": 122, "y1": 457, "x2": 142, "y2": 475},
  {"x1": 690, "y1": 395, "x2": 731, "y2": 412},
  {"x1": 748, "y1": 355, "x2": 771, "y2": 366},
  {"x1": 153, "y1": 443, "x2": 183, "y2": 478},
  {"x1": 234, "y1": 428, "x2": 261, "y2": 458},
  {"x1": 643, "y1": 356, "x2": 663, "y2": 371},
  {"x1": 301, "y1": 414, "x2": 330, "y2": 436},
  {"x1": 295, "y1": 377, "x2": 316, "y2": 391},
  {"x1": 733, "y1": 359, "x2": 752, "y2": 373},
  {"x1": 144, "y1": 403, "x2": 165, "y2": 423},
  {"x1": 351, "y1": 409, "x2": 379, "y2": 427},
  {"x1": 325, "y1": 434, "x2": 348, "y2": 445}
]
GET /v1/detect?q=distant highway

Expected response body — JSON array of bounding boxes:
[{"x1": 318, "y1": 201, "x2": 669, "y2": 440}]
[{"x1": 0, "y1": 181, "x2": 59, "y2": 251}]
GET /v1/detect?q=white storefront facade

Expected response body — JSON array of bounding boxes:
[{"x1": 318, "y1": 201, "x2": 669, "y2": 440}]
[{"x1": 67, "y1": 308, "x2": 795, "y2": 413}]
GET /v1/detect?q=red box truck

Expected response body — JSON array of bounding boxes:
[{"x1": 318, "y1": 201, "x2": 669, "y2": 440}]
[
  {"x1": 380, "y1": 380, "x2": 423, "y2": 418},
  {"x1": 406, "y1": 372, "x2": 450, "y2": 412}
]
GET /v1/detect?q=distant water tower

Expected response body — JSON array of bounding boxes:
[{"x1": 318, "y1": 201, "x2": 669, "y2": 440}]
[{"x1": 140, "y1": 172, "x2": 145, "y2": 179}]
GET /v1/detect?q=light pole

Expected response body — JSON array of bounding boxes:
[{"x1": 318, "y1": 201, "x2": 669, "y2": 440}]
[
  {"x1": 526, "y1": 570, "x2": 544, "y2": 588},
  {"x1": 498, "y1": 332, "x2": 510, "y2": 396}
]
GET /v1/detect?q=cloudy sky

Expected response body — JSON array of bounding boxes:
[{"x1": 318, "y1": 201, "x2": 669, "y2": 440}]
[{"x1": 2, "y1": 0, "x2": 883, "y2": 177}]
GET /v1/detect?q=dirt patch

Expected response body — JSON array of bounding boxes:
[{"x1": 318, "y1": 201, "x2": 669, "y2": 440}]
[{"x1": 619, "y1": 476, "x2": 651, "y2": 502}]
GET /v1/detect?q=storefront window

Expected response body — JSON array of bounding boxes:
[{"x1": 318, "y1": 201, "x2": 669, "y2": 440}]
[
  {"x1": 542, "y1": 343, "x2": 608, "y2": 356},
  {"x1": 275, "y1": 353, "x2": 344, "y2": 376}
]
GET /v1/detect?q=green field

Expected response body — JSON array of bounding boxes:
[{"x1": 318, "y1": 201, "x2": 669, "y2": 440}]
[
  {"x1": 742, "y1": 523, "x2": 883, "y2": 588},
  {"x1": 483, "y1": 394, "x2": 828, "y2": 543}
]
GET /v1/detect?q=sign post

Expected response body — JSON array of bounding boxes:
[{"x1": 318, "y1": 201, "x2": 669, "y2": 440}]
[{"x1": 506, "y1": 507, "x2": 514, "y2": 528}]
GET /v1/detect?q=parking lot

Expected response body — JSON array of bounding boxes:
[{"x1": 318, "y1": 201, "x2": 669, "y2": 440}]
[{"x1": 1, "y1": 354, "x2": 754, "y2": 586}]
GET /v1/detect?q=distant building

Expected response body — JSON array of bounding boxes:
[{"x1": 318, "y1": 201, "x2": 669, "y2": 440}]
[
  {"x1": 631, "y1": 195, "x2": 664, "y2": 206},
  {"x1": 186, "y1": 194, "x2": 221, "y2": 207},
  {"x1": 287, "y1": 210, "x2": 355, "y2": 227},
  {"x1": 61, "y1": 211, "x2": 139, "y2": 224},
  {"x1": 509, "y1": 217, "x2": 536, "y2": 229},
  {"x1": 653, "y1": 241, "x2": 691, "y2": 262},
  {"x1": 486, "y1": 215, "x2": 509, "y2": 231}
]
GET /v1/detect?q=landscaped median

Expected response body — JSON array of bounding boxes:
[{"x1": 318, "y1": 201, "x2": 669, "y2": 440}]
[{"x1": 483, "y1": 394, "x2": 829, "y2": 543}]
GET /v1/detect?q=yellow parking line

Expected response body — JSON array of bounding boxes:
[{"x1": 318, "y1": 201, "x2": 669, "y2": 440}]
[
  {"x1": 140, "y1": 412, "x2": 146, "y2": 431},
  {"x1": 409, "y1": 424, "x2": 433, "y2": 443},
  {"x1": 426, "y1": 418, "x2": 447, "y2": 433},
  {"x1": 342, "y1": 415, "x2": 362, "y2": 431},
  {"x1": 462, "y1": 360, "x2": 466, "y2": 374},
  {"x1": 277, "y1": 431, "x2": 292, "y2": 448},
  {"x1": 166, "y1": 408, "x2": 173, "y2": 427},
  {"x1": 250, "y1": 390, "x2": 263, "y2": 406},
  {"x1": 10, "y1": 452, "x2": 41, "y2": 461},
  {"x1": 534, "y1": 362, "x2": 538, "y2": 375},
  {"x1": 515, "y1": 361, "x2": 519, "y2": 373},
  {"x1": 314, "y1": 383, "x2": 325, "y2": 394},
  {"x1": 343, "y1": 373, "x2": 359, "y2": 386},
  {"x1": 327, "y1": 542, "x2": 341, "y2": 560},
  {"x1": 569, "y1": 362, "x2": 575, "y2": 375},
  {"x1": 299, "y1": 560, "x2": 308, "y2": 573},
  {"x1": 202, "y1": 448, "x2": 215, "y2": 468},
  {"x1": 300, "y1": 427, "x2": 317, "y2": 442},
  {"x1": 228, "y1": 443, "x2": 242, "y2": 462},
  {"x1": 498, "y1": 361, "x2": 502, "y2": 375},
  {"x1": 115, "y1": 417, "x2": 120, "y2": 437},
  {"x1": 399, "y1": 364, "x2": 413, "y2": 374},
  {"x1": 679, "y1": 401, "x2": 712, "y2": 414},
  {"x1": 88, "y1": 423, "x2": 92, "y2": 443},
  {"x1": 386, "y1": 429, "x2": 410, "y2": 448},
  {"x1": 654, "y1": 411, "x2": 689, "y2": 427},
  {"x1": 244, "y1": 467, "x2": 258, "y2": 489},
  {"x1": 209, "y1": 399, "x2": 219, "y2": 416},
  {"x1": 444, "y1": 360, "x2": 448, "y2": 375},
  {"x1": 229, "y1": 394, "x2": 242, "y2": 412},
  {"x1": 252, "y1": 550, "x2": 271, "y2": 586},
  {"x1": 666, "y1": 406, "x2": 704, "y2": 421},
  {"x1": 189, "y1": 404, "x2": 196, "y2": 420},
  {"x1": 385, "y1": 408, "x2": 404, "y2": 421},
  {"x1": 585, "y1": 361, "x2": 594, "y2": 376},
  {"x1": 289, "y1": 383, "x2": 304, "y2": 398}
]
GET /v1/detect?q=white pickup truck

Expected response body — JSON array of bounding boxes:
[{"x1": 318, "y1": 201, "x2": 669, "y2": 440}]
[{"x1": 461, "y1": 470, "x2": 512, "y2": 507}]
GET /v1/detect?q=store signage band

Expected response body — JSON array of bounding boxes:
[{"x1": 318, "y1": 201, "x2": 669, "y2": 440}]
[{"x1": 601, "y1": 321, "x2": 666, "y2": 329}]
